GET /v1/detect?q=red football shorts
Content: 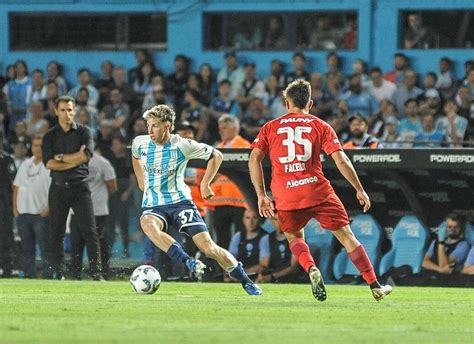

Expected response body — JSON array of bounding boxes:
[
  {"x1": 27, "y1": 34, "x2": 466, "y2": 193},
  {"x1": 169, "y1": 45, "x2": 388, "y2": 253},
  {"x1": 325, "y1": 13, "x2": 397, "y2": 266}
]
[{"x1": 277, "y1": 193, "x2": 350, "y2": 233}]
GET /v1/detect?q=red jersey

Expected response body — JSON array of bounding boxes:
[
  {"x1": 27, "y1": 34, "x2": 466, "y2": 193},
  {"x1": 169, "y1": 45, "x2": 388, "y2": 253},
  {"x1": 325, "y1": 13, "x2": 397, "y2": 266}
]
[{"x1": 251, "y1": 113, "x2": 342, "y2": 211}]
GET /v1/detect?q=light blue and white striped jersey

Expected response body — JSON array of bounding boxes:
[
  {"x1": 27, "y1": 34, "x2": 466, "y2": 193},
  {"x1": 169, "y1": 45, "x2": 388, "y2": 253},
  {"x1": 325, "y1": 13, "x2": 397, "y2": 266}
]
[{"x1": 132, "y1": 134, "x2": 214, "y2": 208}]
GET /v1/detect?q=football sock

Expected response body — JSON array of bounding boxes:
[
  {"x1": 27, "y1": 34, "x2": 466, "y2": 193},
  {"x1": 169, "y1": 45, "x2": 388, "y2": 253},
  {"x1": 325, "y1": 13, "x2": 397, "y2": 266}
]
[
  {"x1": 289, "y1": 238, "x2": 316, "y2": 273},
  {"x1": 348, "y1": 245, "x2": 377, "y2": 285},
  {"x1": 227, "y1": 262, "x2": 253, "y2": 284},
  {"x1": 166, "y1": 242, "x2": 191, "y2": 264}
]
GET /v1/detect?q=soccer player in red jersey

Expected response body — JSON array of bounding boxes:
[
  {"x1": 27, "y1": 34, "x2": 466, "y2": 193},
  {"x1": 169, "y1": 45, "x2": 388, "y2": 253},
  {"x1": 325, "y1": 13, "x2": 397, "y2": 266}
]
[{"x1": 249, "y1": 79, "x2": 392, "y2": 301}]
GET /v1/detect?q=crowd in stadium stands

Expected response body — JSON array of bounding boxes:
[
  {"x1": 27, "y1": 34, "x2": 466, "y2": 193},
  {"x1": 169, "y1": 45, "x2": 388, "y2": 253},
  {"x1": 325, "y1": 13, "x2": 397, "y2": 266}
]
[{"x1": 0, "y1": 50, "x2": 473, "y2": 280}]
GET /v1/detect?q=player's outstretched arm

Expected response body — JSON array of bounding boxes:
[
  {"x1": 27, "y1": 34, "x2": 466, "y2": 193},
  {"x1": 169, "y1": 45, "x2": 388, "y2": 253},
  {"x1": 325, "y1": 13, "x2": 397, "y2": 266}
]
[
  {"x1": 132, "y1": 156, "x2": 145, "y2": 191},
  {"x1": 249, "y1": 148, "x2": 275, "y2": 218},
  {"x1": 331, "y1": 150, "x2": 371, "y2": 212},
  {"x1": 201, "y1": 149, "x2": 223, "y2": 199}
]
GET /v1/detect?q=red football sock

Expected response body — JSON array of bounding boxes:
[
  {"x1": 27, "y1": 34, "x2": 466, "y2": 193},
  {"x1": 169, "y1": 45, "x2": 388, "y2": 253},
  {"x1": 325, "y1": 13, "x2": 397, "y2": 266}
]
[
  {"x1": 348, "y1": 245, "x2": 377, "y2": 285},
  {"x1": 289, "y1": 238, "x2": 316, "y2": 273}
]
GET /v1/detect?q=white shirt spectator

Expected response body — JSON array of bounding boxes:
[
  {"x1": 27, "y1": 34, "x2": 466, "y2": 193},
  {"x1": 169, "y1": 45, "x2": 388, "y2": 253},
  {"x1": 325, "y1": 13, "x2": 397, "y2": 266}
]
[
  {"x1": 87, "y1": 153, "x2": 116, "y2": 216},
  {"x1": 365, "y1": 80, "x2": 397, "y2": 103},
  {"x1": 13, "y1": 157, "x2": 50, "y2": 215}
]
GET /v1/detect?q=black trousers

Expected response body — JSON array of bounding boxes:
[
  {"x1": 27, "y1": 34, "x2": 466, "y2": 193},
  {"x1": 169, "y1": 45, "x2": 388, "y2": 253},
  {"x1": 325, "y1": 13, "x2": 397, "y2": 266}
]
[
  {"x1": 48, "y1": 182, "x2": 101, "y2": 279},
  {"x1": 213, "y1": 206, "x2": 246, "y2": 250},
  {"x1": 106, "y1": 185, "x2": 130, "y2": 255},
  {"x1": 70, "y1": 215, "x2": 110, "y2": 279},
  {"x1": 0, "y1": 191, "x2": 14, "y2": 277}
]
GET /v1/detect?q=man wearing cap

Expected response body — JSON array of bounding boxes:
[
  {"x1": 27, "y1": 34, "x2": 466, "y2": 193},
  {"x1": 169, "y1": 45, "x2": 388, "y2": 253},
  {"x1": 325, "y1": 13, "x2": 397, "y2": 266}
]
[
  {"x1": 236, "y1": 61, "x2": 266, "y2": 112},
  {"x1": 380, "y1": 116, "x2": 403, "y2": 148},
  {"x1": 217, "y1": 51, "x2": 245, "y2": 101},
  {"x1": 343, "y1": 114, "x2": 381, "y2": 149}
]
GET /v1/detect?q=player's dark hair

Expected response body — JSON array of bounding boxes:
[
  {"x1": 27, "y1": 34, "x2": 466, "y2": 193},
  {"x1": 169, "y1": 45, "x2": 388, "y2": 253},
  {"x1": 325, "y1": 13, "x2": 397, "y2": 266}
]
[
  {"x1": 283, "y1": 79, "x2": 311, "y2": 109},
  {"x1": 55, "y1": 95, "x2": 76, "y2": 108}
]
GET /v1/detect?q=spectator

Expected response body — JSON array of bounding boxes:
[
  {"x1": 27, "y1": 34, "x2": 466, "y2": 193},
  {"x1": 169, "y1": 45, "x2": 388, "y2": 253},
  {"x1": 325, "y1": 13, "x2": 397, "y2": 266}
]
[
  {"x1": 404, "y1": 13, "x2": 436, "y2": 49},
  {"x1": 96, "y1": 119, "x2": 115, "y2": 158},
  {"x1": 266, "y1": 59, "x2": 286, "y2": 88},
  {"x1": 95, "y1": 60, "x2": 115, "y2": 110},
  {"x1": 46, "y1": 61, "x2": 68, "y2": 96},
  {"x1": 351, "y1": 58, "x2": 369, "y2": 85},
  {"x1": 398, "y1": 98, "x2": 422, "y2": 147},
  {"x1": 461, "y1": 247, "x2": 474, "y2": 275},
  {"x1": 104, "y1": 135, "x2": 133, "y2": 259},
  {"x1": 342, "y1": 16, "x2": 358, "y2": 50},
  {"x1": 422, "y1": 72, "x2": 438, "y2": 91},
  {"x1": 455, "y1": 85, "x2": 474, "y2": 144},
  {"x1": 208, "y1": 80, "x2": 240, "y2": 144},
  {"x1": 68, "y1": 68, "x2": 99, "y2": 108},
  {"x1": 380, "y1": 116, "x2": 403, "y2": 148},
  {"x1": 13, "y1": 135, "x2": 51, "y2": 278},
  {"x1": 26, "y1": 101, "x2": 49, "y2": 138},
  {"x1": 232, "y1": 21, "x2": 262, "y2": 49},
  {"x1": 419, "y1": 88, "x2": 443, "y2": 118},
  {"x1": 100, "y1": 87, "x2": 130, "y2": 132},
  {"x1": 181, "y1": 89, "x2": 208, "y2": 143},
  {"x1": 256, "y1": 215, "x2": 300, "y2": 283},
  {"x1": 2, "y1": 60, "x2": 31, "y2": 131},
  {"x1": 5, "y1": 64, "x2": 16, "y2": 84},
  {"x1": 284, "y1": 52, "x2": 310, "y2": 85},
  {"x1": 435, "y1": 99, "x2": 468, "y2": 147},
  {"x1": 133, "y1": 60, "x2": 158, "y2": 105},
  {"x1": 385, "y1": 53, "x2": 409, "y2": 85},
  {"x1": 206, "y1": 115, "x2": 250, "y2": 249},
  {"x1": 141, "y1": 86, "x2": 171, "y2": 114},
  {"x1": 263, "y1": 16, "x2": 287, "y2": 50},
  {"x1": 0, "y1": 136, "x2": 16, "y2": 278},
  {"x1": 186, "y1": 73, "x2": 204, "y2": 103},
  {"x1": 264, "y1": 75, "x2": 286, "y2": 119},
  {"x1": 341, "y1": 74, "x2": 379, "y2": 118},
  {"x1": 75, "y1": 87, "x2": 99, "y2": 131},
  {"x1": 240, "y1": 97, "x2": 271, "y2": 142},
  {"x1": 308, "y1": 73, "x2": 333, "y2": 120},
  {"x1": 228, "y1": 208, "x2": 268, "y2": 275},
  {"x1": 461, "y1": 68, "x2": 474, "y2": 99},
  {"x1": 236, "y1": 61, "x2": 266, "y2": 111},
  {"x1": 26, "y1": 69, "x2": 47, "y2": 109},
  {"x1": 76, "y1": 108, "x2": 93, "y2": 136},
  {"x1": 392, "y1": 69, "x2": 423, "y2": 117},
  {"x1": 128, "y1": 49, "x2": 151, "y2": 85},
  {"x1": 70, "y1": 146, "x2": 117, "y2": 279},
  {"x1": 413, "y1": 112, "x2": 446, "y2": 148},
  {"x1": 323, "y1": 52, "x2": 345, "y2": 88},
  {"x1": 198, "y1": 63, "x2": 217, "y2": 106},
  {"x1": 422, "y1": 213, "x2": 470, "y2": 275},
  {"x1": 9, "y1": 119, "x2": 30, "y2": 148},
  {"x1": 12, "y1": 141, "x2": 28, "y2": 170},
  {"x1": 166, "y1": 54, "x2": 190, "y2": 112},
  {"x1": 366, "y1": 67, "x2": 397, "y2": 104},
  {"x1": 308, "y1": 15, "x2": 338, "y2": 50},
  {"x1": 342, "y1": 114, "x2": 381, "y2": 149},
  {"x1": 217, "y1": 51, "x2": 245, "y2": 101},
  {"x1": 112, "y1": 66, "x2": 137, "y2": 111},
  {"x1": 370, "y1": 100, "x2": 398, "y2": 138},
  {"x1": 95, "y1": 60, "x2": 115, "y2": 91},
  {"x1": 325, "y1": 71, "x2": 343, "y2": 100},
  {"x1": 436, "y1": 57, "x2": 458, "y2": 100}
]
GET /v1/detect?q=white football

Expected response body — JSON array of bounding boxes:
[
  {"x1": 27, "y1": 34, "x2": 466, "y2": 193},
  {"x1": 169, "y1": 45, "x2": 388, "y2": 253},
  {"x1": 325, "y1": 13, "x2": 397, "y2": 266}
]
[{"x1": 130, "y1": 265, "x2": 161, "y2": 294}]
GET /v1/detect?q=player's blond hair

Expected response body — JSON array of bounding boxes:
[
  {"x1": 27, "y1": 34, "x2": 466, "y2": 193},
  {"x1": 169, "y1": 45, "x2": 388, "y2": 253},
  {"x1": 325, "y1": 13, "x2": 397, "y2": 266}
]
[{"x1": 142, "y1": 105, "x2": 176, "y2": 131}]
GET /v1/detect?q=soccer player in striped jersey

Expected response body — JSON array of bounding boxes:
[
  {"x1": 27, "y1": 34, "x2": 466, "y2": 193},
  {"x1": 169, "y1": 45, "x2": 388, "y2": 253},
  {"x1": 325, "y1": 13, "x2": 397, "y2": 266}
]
[{"x1": 132, "y1": 104, "x2": 261, "y2": 295}]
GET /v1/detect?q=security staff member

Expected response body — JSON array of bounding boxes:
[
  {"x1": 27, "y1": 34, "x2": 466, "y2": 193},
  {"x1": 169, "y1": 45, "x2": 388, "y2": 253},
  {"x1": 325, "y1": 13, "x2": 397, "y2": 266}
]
[
  {"x1": 0, "y1": 135, "x2": 16, "y2": 278},
  {"x1": 42, "y1": 96, "x2": 103, "y2": 280}
]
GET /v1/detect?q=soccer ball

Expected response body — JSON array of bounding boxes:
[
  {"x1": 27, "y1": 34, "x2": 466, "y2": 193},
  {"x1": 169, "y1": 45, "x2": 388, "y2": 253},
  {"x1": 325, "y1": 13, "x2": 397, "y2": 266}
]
[{"x1": 130, "y1": 265, "x2": 161, "y2": 294}]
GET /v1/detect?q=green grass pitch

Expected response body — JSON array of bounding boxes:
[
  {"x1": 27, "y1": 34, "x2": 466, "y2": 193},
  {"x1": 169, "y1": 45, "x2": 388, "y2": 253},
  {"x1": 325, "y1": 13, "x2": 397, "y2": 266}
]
[{"x1": 0, "y1": 280, "x2": 472, "y2": 343}]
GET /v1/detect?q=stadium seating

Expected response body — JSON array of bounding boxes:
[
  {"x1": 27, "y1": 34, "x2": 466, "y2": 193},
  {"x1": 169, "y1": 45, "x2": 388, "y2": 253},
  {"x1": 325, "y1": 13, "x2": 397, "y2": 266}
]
[
  {"x1": 379, "y1": 215, "x2": 428, "y2": 275},
  {"x1": 304, "y1": 219, "x2": 335, "y2": 282},
  {"x1": 332, "y1": 214, "x2": 382, "y2": 280}
]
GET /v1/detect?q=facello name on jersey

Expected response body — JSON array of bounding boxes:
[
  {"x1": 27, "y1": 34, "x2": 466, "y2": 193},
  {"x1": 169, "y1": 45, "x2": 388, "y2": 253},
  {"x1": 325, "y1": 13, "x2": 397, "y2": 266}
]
[
  {"x1": 286, "y1": 176, "x2": 318, "y2": 188},
  {"x1": 279, "y1": 118, "x2": 315, "y2": 124},
  {"x1": 284, "y1": 162, "x2": 306, "y2": 173}
]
